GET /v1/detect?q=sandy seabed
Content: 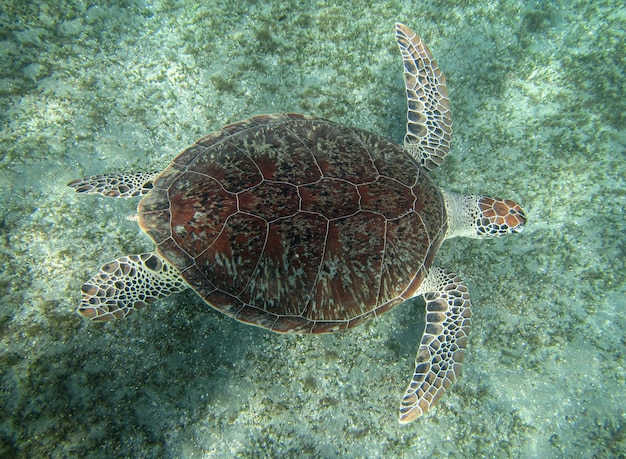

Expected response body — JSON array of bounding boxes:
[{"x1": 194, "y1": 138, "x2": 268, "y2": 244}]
[{"x1": 0, "y1": 1, "x2": 624, "y2": 457}]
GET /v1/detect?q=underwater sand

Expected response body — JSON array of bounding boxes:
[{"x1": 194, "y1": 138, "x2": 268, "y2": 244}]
[{"x1": 0, "y1": 0, "x2": 624, "y2": 457}]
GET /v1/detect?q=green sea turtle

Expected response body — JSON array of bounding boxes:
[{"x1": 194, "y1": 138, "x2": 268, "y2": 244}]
[{"x1": 68, "y1": 23, "x2": 525, "y2": 423}]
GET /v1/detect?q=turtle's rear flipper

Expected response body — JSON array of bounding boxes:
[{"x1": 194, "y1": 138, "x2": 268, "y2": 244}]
[
  {"x1": 399, "y1": 267, "x2": 472, "y2": 423},
  {"x1": 77, "y1": 253, "x2": 187, "y2": 321},
  {"x1": 67, "y1": 172, "x2": 159, "y2": 198}
]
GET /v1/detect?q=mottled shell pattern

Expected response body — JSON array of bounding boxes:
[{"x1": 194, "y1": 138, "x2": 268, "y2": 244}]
[{"x1": 137, "y1": 113, "x2": 446, "y2": 333}]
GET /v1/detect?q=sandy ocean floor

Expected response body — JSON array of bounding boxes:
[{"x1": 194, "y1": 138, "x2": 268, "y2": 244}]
[{"x1": 1, "y1": 0, "x2": 624, "y2": 457}]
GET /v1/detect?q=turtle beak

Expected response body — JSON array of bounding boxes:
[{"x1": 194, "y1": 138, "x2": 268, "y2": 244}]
[{"x1": 508, "y1": 205, "x2": 526, "y2": 234}]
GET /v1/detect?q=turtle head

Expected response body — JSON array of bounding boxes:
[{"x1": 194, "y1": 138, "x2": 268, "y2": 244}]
[
  {"x1": 475, "y1": 196, "x2": 526, "y2": 237},
  {"x1": 442, "y1": 191, "x2": 526, "y2": 239}
]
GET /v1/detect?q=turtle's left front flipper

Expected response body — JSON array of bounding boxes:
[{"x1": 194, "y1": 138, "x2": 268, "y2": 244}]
[
  {"x1": 77, "y1": 253, "x2": 187, "y2": 321},
  {"x1": 68, "y1": 172, "x2": 159, "y2": 198},
  {"x1": 395, "y1": 23, "x2": 452, "y2": 171},
  {"x1": 399, "y1": 267, "x2": 472, "y2": 423}
]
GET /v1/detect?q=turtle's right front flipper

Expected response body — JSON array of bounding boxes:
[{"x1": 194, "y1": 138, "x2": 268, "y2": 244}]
[
  {"x1": 78, "y1": 253, "x2": 187, "y2": 321},
  {"x1": 67, "y1": 172, "x2": 159, "y2": 198},
  {"x1": 399, "y1": 267, "x2": 472, "y2": 423}
]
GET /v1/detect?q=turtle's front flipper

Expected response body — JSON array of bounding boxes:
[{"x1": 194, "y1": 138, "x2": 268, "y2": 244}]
[
  {"x1": 395, "y1": 23, "x2": 452, "y2": 171},
  {"x1": 68, "y1": 172, "x2": 159, "y2": 198},
  {"x1": 77, "y1": 253, "x2": 187, "y2": 321},
  {"x1": 399, "y1": 267, "x2": 472, "y2": 423}
]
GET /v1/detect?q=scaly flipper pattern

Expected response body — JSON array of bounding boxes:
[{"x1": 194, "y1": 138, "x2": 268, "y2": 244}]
[
  {"x1": 399, "y1": 267, "x2": 471, "y2": 423},
  {"x1": 395, "y1": 23, "x2": 452, "y2": 171},
  {"x1": 78, "y1": 253, "x2": 187, "y2": 321},
  {"x1": 68, "y1": 172, "x2": 159, "y2": 198}
]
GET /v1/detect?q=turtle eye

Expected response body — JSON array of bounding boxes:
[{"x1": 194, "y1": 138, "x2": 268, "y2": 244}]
[{"x1": 476, "y1": 217, "x2": 495, "y2": 236}]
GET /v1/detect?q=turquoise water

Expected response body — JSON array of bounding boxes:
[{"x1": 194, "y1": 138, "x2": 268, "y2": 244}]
[{"x1": 1, "y1": 0, "x2": 624, "y2": 457}]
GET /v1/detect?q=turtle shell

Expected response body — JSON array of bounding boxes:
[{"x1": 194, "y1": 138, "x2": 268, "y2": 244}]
[{"x1": 137, "y1": 113, "x2": 447, "y2": 333}]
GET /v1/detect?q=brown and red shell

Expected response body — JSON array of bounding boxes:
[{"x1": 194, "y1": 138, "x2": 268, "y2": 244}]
[{"x1": 138, "y1": 114, "x2": 447, "y2": 333}]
